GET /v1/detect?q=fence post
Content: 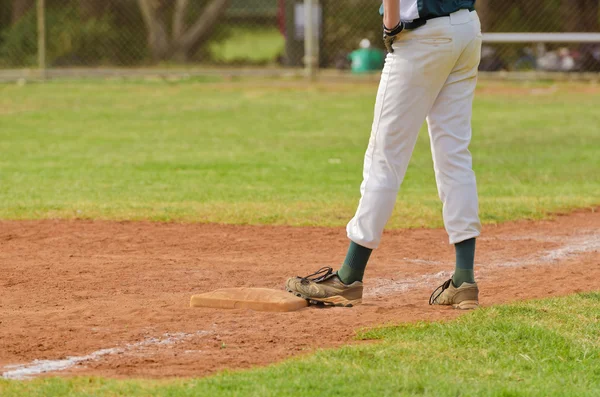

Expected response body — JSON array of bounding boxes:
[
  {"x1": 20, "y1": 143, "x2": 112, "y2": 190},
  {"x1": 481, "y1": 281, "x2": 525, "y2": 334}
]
[
  {"x1": 304, "y1": 0, "x2": 317, "y2": 80},
  {"x1": 37, "y1": 0, "x2": 46, "y2": 80}
]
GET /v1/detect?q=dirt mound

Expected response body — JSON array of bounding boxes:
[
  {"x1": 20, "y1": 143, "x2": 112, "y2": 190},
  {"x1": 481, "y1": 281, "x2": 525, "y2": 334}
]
[{"x1": 1, "y1": 210, "x2": 598, "y2": 379}]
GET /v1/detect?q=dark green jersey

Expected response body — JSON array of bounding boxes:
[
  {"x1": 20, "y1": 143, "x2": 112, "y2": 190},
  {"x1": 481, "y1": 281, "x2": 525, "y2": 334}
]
[
  {"x1": 380, "y1": 1, "x2": 476, "y2": 22},
  {"x1": 417, "y1": 0, "x2": 476, "y2": 20}
]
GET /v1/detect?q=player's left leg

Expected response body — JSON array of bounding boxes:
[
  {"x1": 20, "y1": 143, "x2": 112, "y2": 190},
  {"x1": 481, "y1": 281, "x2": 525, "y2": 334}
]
[
  {"x1": 428, "y1": 13, "x2": 482, "y2": 310},
  {"x1": 286, "y1": 20, "x2": 460, "y2": 306}
]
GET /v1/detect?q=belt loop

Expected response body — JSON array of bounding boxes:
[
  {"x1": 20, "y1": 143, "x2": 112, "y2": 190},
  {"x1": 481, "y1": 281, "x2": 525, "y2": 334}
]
[{"x1": 449, "y1": 8, "x2": 470, "y2": 25}]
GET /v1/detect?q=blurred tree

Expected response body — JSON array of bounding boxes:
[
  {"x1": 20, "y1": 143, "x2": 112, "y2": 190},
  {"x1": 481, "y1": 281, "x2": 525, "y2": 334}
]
[
  {"x1": 11, "y1": 0, "x2": 33, "y2": 24},
  {"x1": 137, "y1": 0, "x2": 230, "y2": 62},
  {"x1": 477, "y1": 0, "x2": 554, "y2": 32},
  {"x1": 478, "y1": 0, "x2": 599, "y2": 32},
  {"x1": 79, "y1": 0, "x2": 110, "y2": 20},
  {"x1": 561, "y1": 0, "x2": 599, "y2": 32}
]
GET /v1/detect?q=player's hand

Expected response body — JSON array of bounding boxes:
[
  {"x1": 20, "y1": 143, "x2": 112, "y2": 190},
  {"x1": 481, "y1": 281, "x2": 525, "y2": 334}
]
[{"x1": 383, "y1": 21, "x2": 404, "y2": 53}]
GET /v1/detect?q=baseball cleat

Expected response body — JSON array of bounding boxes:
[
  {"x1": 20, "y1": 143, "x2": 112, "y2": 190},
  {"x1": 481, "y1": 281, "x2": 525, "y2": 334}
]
[
  {"x1": 285, "y1": 267, "x2": 363, "y2": 307},
  {"x1": 429, "y1": 278, "x2": 479, "y2": 310}
]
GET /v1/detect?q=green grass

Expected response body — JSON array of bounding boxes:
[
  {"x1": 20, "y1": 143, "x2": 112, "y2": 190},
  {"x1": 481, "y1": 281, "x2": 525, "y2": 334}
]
[
  {"x1": 2, "y1": 80, "x2": 598, "y2": 396},
  {"x1": 0, "y1": 80, "x2": 598, "y2": 227},
  {"x1": 208, "y1": 26, "x2": 284, "y2": 64},
  {"x1": 2, "y1": 292, "x2": 599, "y2": 396}
]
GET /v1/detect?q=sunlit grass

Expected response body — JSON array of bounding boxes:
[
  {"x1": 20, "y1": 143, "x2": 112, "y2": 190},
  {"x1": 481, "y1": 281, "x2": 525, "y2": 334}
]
[{"x1": 0, "y1": 80, "x2": 598, "y2": 227}]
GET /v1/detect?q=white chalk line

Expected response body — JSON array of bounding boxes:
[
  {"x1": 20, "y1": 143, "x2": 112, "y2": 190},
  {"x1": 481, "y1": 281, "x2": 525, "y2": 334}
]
[
  {"x1": 2, "y1": 331, "x2": 211, "y2": 380},
  {"x1": 365, "y1": 271, "x2": 452, "y2": 298},
  {"x1": 402, "y1": 258, "x2": 444, "y2": 266},
  {"x1": 366, "y1": 231, "x2": 599, "y2": 299},
  {"x1": 493, "y1": 232, "x2": 600, "y2": 267}
]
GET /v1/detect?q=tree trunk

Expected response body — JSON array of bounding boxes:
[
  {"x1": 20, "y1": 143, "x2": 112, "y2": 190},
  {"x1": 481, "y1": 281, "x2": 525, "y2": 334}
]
[
  {"x1": 173, "y1": 0, "x2": 189, "y2": 41},
  {"x1": 561, "y1": 0, "x2": 599, "y2": 32},
  {"x1": 137, "y1": 0, "x2": 171, "y2": 61},
  {"x1": 138, "y1": 0, "x2": 230, "y2": 62},
  {"x1": 172, "y1": 0, "x2": 230, "y2": 62},
  {"x1": 11, "y1": 0, "x2": 34, "y2": 24}
]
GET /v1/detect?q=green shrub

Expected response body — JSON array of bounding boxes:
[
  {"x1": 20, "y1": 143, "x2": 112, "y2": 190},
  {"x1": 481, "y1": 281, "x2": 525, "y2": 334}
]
[{"x1": 0, "y1": 5, "x2": 118, "y2": 67}]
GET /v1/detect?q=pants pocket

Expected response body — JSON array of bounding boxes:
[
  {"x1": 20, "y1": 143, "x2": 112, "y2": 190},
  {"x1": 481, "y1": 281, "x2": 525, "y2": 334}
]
[{"x1": 417, "y1": 38, "x2": 453, "y2": 45}]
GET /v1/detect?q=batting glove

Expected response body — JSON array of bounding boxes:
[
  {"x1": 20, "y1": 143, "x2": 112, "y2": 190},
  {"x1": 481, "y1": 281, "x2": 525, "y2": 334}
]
[{"x1": 383, "y1": 21, "x2": 405, "y2": 53}]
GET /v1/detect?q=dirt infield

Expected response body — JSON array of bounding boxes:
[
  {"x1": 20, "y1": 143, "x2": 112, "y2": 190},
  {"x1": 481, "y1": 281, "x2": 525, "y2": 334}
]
[{"x1": 1, "y1": 210, "x2": 599, "y2": 379}]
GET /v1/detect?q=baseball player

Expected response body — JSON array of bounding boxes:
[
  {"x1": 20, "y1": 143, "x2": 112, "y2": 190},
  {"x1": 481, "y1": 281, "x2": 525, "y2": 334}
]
[{"x1": 286, "y1": 0, "x2": 482, "y2": 310}]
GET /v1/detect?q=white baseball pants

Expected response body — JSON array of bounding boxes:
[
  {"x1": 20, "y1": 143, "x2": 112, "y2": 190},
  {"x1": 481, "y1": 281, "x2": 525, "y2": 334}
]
[{"x1": 347, "y1": 9, "x2": 482, "y2": 249}]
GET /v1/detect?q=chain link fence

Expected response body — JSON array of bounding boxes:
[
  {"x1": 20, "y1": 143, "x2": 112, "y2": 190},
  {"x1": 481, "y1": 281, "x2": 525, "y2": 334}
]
[
  {"x1": 478, "y1": 0, "x2": 600, "y2": 72},
  {"x1": 0, "y1": 0, "x2": 599, "y2": 73}
]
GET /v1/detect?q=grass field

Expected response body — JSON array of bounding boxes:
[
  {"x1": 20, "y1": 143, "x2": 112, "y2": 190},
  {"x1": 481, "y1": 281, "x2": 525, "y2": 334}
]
[
  {"x1": 0, "y1": 80, "x2": 598, "y2": 228},
  {"x1": 1, "y1": 293, "x2": 599, "y2": 396},
  {"x1": 208, "y1": 26, "x2": 284, "y2": 64},
  {"x1": 1, "y1": 79, "x2": 599, "y2": 395}
]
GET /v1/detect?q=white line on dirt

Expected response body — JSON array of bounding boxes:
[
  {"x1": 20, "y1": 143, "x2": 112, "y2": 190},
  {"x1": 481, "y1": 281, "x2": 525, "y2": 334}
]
[
  {"x1": 494, "y1": 232, "x2": 600, "y2": 267},
  {"x1": 2, "y1": 331, "x2": 211, "y2": 380},
  {"x1": 366, "y1": 231, "x2": 599, "y2": 298},
  {"x1": 540, "y1": 234, "x2": 600, "y2": 261},
  {"x1": 365, "y1": 271, "x2": 452, "y2": 298},
  {"x1": 402, "y1": 258, "x2": 445, "y2": 266}
]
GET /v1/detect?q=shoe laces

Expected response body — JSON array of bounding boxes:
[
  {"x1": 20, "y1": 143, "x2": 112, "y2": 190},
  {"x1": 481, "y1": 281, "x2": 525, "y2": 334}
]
[
  {"x1": 299, "y1": 266, "x2": 333, "y2": 285},
  {"x1": 429, "y1": 278, "x2": 452, "y2": 305}
]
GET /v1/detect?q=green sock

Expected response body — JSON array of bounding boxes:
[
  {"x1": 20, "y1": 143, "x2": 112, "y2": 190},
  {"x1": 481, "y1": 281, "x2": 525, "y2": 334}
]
[
  {"x1": 337, "y1": 241, "x2": 372, "y2": 284},
  {"x1": 452, "y1": 238, "x2": 476, "y2": 287}
]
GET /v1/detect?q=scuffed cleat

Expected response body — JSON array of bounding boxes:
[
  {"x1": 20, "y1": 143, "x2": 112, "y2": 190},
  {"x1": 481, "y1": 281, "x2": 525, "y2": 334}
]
[
  {"x1": 429, "y1": 278, "x2": 479, "y2": 310},
  {"x1": 285, "y1": 267, "x2": 363, "y2": 307}
]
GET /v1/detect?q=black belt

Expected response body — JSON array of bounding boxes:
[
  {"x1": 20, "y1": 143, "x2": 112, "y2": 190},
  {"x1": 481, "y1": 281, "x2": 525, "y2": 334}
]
[
  {"x1": 404, "y1": 8, "x2": 475, "y2": 31},
  {"x1": 404, "y1": 19, "x2": 429, "y2": 30}
]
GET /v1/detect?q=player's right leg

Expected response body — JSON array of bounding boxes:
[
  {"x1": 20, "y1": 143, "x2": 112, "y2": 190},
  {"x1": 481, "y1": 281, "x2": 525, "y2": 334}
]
[{"x1": 346, "y1": 31, "x2": 459, "y2": 252}]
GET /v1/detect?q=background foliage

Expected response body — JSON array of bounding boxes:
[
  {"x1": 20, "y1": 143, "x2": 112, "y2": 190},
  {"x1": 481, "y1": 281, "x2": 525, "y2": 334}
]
[{"x1": 0, "y1": 0, "x2": 598, "y2": 68}]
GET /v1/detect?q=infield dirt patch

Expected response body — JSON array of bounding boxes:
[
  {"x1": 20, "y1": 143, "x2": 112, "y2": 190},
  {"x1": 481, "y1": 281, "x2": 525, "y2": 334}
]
[{"x1": 1, "y1": 210, "x2": 599, "y2": 379}]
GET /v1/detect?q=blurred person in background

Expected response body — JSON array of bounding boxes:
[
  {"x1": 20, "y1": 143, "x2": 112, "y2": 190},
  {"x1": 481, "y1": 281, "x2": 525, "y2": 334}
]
[
  {"x1": 514, "y1": 47, "x2": 536, "y2": 71},
  {"x1": 579, "y1": 44, "x2": 600, "y2": 71},
  {"x1": 479, "y1": 45, "x2": 506, "y2": 71},
  {"x1": 348, "y1": 39, "x2": 386, "y2": 74}
]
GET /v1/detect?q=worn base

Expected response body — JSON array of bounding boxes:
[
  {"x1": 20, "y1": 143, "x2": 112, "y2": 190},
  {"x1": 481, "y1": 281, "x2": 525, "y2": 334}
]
[{"x1": 190, "y1": 288, "x2": 308, "y2": 312}]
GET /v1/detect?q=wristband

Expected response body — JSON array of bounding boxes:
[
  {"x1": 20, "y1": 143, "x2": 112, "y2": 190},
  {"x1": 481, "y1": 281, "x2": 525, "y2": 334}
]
[{"x1": 383, "y1": 21, "x2": 404, "y2": 36}]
